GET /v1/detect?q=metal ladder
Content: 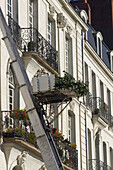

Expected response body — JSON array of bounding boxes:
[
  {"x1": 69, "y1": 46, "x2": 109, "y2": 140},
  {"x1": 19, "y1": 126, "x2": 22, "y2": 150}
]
[{"x1": 0, "y1": 8, "x2": 64, "y2": 170}]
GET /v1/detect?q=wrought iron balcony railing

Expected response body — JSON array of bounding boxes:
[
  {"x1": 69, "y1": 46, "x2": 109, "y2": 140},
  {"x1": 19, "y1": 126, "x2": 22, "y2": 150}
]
[
  {"x1": 1, "y1": 110, "x2": 38, "y2": 147},
  {"x1": 8, "y1": 16, "x2": 58, "y2": 72},
  {"x1": 89, "y1": 159, "x2": 113, "y2": 170},
  {"x1": 85, "y1": 92, "x2": 92, "y2": 108},
  {"x1": 91, "y1": 97, "x2": 110, "y2": 122},
  {"x1": 1, "y1": 110, "x2": 78, "y2": 169},
  {"x1": 53, "y1": 136, "x2": 78, "y2": 169}
]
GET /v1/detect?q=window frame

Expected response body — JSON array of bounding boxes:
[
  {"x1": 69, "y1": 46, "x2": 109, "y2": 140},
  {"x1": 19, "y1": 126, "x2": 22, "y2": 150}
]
[
  {"x1": 7, "y1": 0, "x2": 13, "y2": 17},
  {"x1": 29, "y1": 0, "x2": 34, "y2": 28},
  {"x1": 9, "y1": 67, "x2": 15, "y2": 111},
  {"x1": 48, "y1": 19, "x2": 52, "y2": 45}
]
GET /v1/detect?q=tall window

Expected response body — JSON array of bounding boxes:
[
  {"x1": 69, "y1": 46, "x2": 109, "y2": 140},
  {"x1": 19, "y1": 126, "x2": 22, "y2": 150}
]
[
  {"x1": 49, "y1": 104, "x2": 54, "y2": 127},
  {"x1": 29, "y1": 0, "x2": 34, "y2": 27},
  {"x1": 110, "y1": 148, "x2": 113, "y2": 169},
  {"x1": 100, "y1": 81, "x2": 104, "y2": 100},
  {"x1": 98, "y1": 37, "x2": 101, "y2": 57},
  {"x1": 65, "y1": 38, "x2": 69, "y2": 73},
  {"x1": 107, "y1": 88, "x2": 111, "y2": 114},
  {"x1": 68, "y1": 113, "x2": 72, "y2": 142},
  {"x1": 103, "y1": 142, "x2": 107, "y2": 166},
  {"x1": 88, "y1": 129, "x2": 92, "y2": 160},
  {"x1": 68, "y1": 111, "x2": 75, "y2": 143},
  {"x1": 9, "y1": 67, "x2": 15, "y2": 111},
  {"x1": 7, "y1": 0, "x2": 13, "y2": 17},
  {"x1": 48, "y1": 20, "x2": 52, "y2": 45}
]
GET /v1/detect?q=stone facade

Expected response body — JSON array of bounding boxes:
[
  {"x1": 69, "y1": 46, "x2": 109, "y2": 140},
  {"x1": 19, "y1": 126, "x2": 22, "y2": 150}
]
[{"x1": 0, "y1": 0, "x2": 113, "y2": 170}]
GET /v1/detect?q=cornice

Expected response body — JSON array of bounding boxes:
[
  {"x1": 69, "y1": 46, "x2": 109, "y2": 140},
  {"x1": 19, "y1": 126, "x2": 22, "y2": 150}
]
[{"x1": 85, "y1": 41, "x2": 113, "y2": 81}]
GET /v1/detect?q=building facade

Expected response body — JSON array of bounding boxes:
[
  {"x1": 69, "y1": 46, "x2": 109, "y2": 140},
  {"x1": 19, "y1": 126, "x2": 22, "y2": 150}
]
[{"x1": 0, "y1": 0, "x2": 113, "y2": 170}]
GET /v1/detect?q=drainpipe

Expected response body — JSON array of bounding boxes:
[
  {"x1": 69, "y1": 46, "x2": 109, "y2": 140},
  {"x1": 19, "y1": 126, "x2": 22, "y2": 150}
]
[
  {"x1": 85, "y1": 110, "x2": 88, "y2": 170},
  {"x1": 79, "y1": 102, "x2": 82, "y2": 170},
  {"x1": 81, "y1": 29, "x2": 85, "y2": 104},
  {"x1": 76, "y1": 25, "x2": 78, "y2": 80},
  {"x1": 82, "y1": 29, "x2": 88, "y2": 170}
]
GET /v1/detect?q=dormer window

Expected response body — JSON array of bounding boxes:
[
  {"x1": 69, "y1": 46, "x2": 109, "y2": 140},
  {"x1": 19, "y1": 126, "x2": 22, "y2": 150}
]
[
  {"x1": 80, "y1": 10, "x2": 88, "y2": 24},
  {"x1": 96, "y1": 32, "x2": 103, "y2": 58},
  {"x1": 110, "y1": 51, "x2": 113, "y2": 72}
]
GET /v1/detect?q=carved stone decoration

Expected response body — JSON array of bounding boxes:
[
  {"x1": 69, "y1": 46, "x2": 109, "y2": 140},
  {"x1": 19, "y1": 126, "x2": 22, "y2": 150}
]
[
  {"x1": 66, "y1": 25, "x2": 72, "y2": 35},
  {"x1": 49, "y1": 5, "x2": 55, "y2": 17},
  {"x1": 36, "y1": 68, "x2": 47, "y2": 76},
  {"x1": 57, "y1": 13, "x2": 67, "y2": 28},
  {"x1": 12, "y1": 151, "x2": 28, "y2": 170}
]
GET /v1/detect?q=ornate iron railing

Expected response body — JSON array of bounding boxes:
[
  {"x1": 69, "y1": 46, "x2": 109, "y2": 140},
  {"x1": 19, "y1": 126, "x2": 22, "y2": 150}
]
[
  {"x1": 53, "y1": 136, "x2": 78, "y2": 169},
  {"x1": 8, "y1": 16, "x2": 58, "y2": 72},
  {"x1": 86, "y1": 92, "x2": 92, "y2": 108},
  {"x1": 8, "y1": 15, "x2": 21, "y2": 47},
  {"x1": 89, "y1": 159, "x2": 113, "y2": 170},
  {"x1": 1, "y1": 110, "x2": 37, "y2": 147},
  {"x1": 91, "y1": 97, "x2": 110, "y2": 122},
  {"x1": 1, "y1": 111, "x2": 78, "y2": 169}
]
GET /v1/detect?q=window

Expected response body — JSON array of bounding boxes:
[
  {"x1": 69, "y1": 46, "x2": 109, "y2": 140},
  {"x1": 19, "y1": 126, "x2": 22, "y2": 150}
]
[
  {"x1": 103, "y1": 142, "x2": 107, "y2": 166},
  {"x1": 68, "y1": 111, "x2": 75, "y2": 143},
  {"x1": 65, "y1": 38, "x2": 69, "y2": 73},
  {"x1": 110, "y1": 148, "x2": 113, "y2": 169},
  {"x1": 49, "y1": 104, "x2": 58, "y2": 128},
  {"x1": 88, "y1": 129, "x2": 92, "y2": 160},
  {"x1": 9, "y1": 67, "x2": 15, "y2": 111},
  {"x1": 80, "y1": 10, "x2": 88, "y2": 24},
  {"x1": 98, "y1": 37, "x2": 101, "y2": 56},
  {"x1": 49, "y1": 104, "x2": 54, "y2": 127},
  {"x1": 65, "y1": 35, "x2": 72, "y2": 75},
  {"x1": 47, "y1": 17, "x2": 56, "y2": 47},
  {"x1": 107, "y1": 88, "x2": 111, "y2": 114},
  {"x1": 68, "y1": 113, "x2": 71, "y2": 142},
  {"x1": 29, "y1": 0, "x2": 33, "y2": 27},
  {"x1": 48, "y1": 20, "x2": 52, "y2": 45},
  {"x1": 7, "y1": 0, "x2": 13, "y2": 17},
  {"x1": 97, "y1": 32, "x2": 103, "y2": 58},
  {"x1": 95, "y1": 133, "x2": 100, "y2": 160},
  {"x1": 100, "y1": 81, "x2": 104, "y2": 100},
  {"x1": 92, "y1": 71, "x2": 96, "y2": 98}
]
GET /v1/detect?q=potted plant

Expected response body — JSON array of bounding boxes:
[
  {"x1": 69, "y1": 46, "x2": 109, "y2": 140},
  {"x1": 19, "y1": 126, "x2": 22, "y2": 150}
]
[
  {"x1": 10, "y1": 108, "x2": 29, "y2": 121},
  {"x1": 93, "y1": 108, "x2": 100, "y2": 114},
  {"x1": 28, "y1": 41, "x2": 36, "y2": 51},
  {"x1": 55, "y1": 71, "x2": 89, "y2": 97}
]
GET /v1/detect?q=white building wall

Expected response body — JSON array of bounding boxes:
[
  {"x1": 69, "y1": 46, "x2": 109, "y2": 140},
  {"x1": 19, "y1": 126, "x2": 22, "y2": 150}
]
[{"x1": 0, "y1": 0, "x2": 113, "y2": 170}]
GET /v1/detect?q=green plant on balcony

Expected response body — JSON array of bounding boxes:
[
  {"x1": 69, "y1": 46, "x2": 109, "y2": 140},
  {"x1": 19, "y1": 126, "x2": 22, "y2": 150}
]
[
  {"x1": 10, "y1": 108, "x2": 29, "y2": 121},
  {"x1": 55, "y1": 71, "x2": 89, "y2": 97},
  {"x1": 70, "y1": 143, "x2": 77, "y2": 149},
  {"x1": 65, "y1": 158, "x2": 72, "y2": 165},
  {"x1": 51, "y1": 127, "x2": 64, "y2": 141},
  {"x1": 93, "y1": 108, "x2": 100, "y2": 114},
  {"x1": 5, "y1": 127, "x2": 36, "y2": 144}
]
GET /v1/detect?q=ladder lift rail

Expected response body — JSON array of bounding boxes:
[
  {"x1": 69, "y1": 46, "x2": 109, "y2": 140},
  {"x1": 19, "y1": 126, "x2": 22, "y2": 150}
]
[{"x1": 0, "y1": 8, "x2": 64, "y2": 170}]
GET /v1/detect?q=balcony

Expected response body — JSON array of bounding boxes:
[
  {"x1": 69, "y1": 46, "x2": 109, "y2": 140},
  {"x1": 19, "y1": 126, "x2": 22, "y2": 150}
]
[
  {"x1": 1, "y1": 110, "x2": 78, "y2": 169},
  {"x1": 89, "y1": 159, "x2": 113, "y2": 170},
  {"x1": 8, "y1": 16, "x2": 58, "y2": 72},
  {"x1": 91, "y1": 97, "x2": 110, "y2": 123}
]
